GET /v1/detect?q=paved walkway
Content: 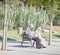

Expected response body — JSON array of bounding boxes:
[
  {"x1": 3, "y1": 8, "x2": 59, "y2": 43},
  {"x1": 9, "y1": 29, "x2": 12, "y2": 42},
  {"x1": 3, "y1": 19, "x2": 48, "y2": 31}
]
[{"x1": 0, "y1": 39, "x2": 60, "y2": 55}]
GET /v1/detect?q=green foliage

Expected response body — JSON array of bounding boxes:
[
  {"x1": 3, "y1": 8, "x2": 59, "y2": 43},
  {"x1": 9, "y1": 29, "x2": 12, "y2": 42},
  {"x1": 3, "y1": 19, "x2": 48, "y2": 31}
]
[
  {"x1": 0, "y1": 0, "x2": 60, "y2": 30},
  {"x1": 3, "y1": 4, "x2": 48, "y2": 30},
  {"x1": 19, "y1": 0, "x2": 60, "y2": 26},
  {"x1": 7, "y1": 5, "x2": 16, "y2": 29},
  {"x1": 0, "y1": 6, "x2": 3, "y2": 29}
]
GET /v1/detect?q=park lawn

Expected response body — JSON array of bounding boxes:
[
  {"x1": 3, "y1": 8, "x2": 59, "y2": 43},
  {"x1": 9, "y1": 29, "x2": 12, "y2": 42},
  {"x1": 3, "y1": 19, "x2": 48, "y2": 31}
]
[
  {"x1": 52, "y1": 32, "x2": 60, "y2": 39},
  {"x1": 0, "y1": 30, "x2": 60, "y2": 41},
  {"x1": 0, "y1": 30, "x2": 22, "y2": 41},
  {"x1": 42, "y1": 32, "x2": 60, "y2": 39},
  {"x1": 7, "y1": 30, "x2": 22, "y2": 41}
]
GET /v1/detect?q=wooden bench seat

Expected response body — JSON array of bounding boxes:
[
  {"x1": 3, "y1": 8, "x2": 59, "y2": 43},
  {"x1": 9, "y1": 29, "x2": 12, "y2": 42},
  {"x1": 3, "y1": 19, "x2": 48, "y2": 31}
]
[{"x1": 21, "y1": 32, "x2": 35, "y2": 47}]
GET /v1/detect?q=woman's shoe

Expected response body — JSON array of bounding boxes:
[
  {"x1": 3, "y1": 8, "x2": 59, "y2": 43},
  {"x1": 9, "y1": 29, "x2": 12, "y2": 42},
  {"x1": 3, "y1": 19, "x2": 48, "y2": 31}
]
[{"x1": 42, "y1": 46, "x2": 46, "y2": 48}]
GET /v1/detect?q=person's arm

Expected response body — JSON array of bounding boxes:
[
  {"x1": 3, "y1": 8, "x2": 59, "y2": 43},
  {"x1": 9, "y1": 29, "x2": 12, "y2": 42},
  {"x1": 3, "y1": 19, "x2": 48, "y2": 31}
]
[{"x1": 25, "y1": 27, "x2": 30, "y2": 34}]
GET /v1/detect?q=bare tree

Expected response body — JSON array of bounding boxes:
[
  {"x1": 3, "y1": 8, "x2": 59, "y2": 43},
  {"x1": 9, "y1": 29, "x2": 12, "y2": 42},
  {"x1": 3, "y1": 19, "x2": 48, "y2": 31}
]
[
  {"x1": 1, "y1": 0, "x2": 8, "y2": 50},
  {"x1": 48, "y1": 0, "x2": 54, "y2": 45}
]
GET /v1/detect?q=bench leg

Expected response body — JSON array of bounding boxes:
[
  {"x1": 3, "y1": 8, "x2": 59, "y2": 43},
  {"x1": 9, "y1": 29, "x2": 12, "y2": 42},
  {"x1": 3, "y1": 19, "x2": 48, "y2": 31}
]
[
  {"x1": 32, "y1": 41, "x2": 35, "y2": 47},
  {"x1": 21, "y1": 40, "x2": 24, "y2": 46},
  {"x1": 31, "y1": 40, "x2": 35, "y2": 47}
]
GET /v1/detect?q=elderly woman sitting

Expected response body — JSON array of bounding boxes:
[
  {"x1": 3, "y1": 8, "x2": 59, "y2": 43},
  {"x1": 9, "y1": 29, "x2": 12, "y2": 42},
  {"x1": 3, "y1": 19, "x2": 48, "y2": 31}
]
[{"x1": 34, "y1": 27, "x2": 47, "y2": 48}]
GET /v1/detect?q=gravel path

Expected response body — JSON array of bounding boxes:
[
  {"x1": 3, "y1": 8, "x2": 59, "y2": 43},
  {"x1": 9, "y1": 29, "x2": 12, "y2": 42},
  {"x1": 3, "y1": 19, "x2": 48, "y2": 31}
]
[{"x1": 0, "y1": 39, "x2": 60, "y2": 55}]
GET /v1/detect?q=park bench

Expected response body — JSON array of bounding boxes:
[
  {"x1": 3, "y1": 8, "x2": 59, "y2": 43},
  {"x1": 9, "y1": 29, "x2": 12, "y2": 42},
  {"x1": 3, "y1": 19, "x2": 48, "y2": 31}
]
[{"x1": 21, "y1": 32, "x2": 35, "y2": 47}]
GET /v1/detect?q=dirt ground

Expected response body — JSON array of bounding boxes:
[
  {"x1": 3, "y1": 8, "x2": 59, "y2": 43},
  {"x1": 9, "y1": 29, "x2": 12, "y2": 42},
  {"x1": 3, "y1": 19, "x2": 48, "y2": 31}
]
[
  {"x1": 0, "y1": 39, "x2": 60, "y2": 55},
  {"x1": 46, "y1": 26, "x2": 60, "y2": 32},
  {"x1": 53, "y1": 26, "x2": 60, "y2": 32}
]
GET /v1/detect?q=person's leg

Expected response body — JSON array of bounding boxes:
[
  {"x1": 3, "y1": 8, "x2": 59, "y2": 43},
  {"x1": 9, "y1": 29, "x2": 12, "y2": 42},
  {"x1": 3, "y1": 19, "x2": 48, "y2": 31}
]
[
  {"x1": 32, "y1": 37, "x2": 36, "y2": 41},
  {"x1": 35, "y1": 37, "x2": 41, "y2": 48},
  {"x1": 32, "y1": 37, "x2": 41, "y2": 48}
]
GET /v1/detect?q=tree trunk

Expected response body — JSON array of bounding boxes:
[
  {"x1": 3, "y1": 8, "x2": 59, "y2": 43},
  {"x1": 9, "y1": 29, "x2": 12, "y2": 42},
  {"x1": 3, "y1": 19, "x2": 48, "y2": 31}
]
[
  {"x1": 18, "y1": 27, "x2": 23, "y2": 34},
  {"x1": 48, "y1": 0, "x2": 54, "y2": 45},
  {"x1": 1, "y1": 0, "x2": 8, "y2": 51}
]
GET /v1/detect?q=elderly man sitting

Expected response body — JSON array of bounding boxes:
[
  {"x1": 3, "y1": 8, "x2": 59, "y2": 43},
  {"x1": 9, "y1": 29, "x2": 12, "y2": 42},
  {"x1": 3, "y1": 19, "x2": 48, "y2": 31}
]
[{"x1": 23, "y1": 23, "x2": 41, "y2": 49}]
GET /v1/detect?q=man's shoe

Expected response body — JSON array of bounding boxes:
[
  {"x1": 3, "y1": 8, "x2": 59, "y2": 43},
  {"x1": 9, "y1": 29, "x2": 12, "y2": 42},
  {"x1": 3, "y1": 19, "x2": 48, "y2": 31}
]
[{"x1": 36, "y1": 46, "x2": 41, "y2": 49}]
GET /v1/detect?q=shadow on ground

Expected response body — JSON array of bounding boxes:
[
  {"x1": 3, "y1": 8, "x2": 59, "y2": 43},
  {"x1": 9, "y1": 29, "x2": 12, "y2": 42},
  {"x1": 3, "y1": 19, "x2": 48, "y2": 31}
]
[
  {"x1": 12, "y1": 45, "x2": 31, "y2": 48},
  {"x1": 8, "y1": 41, "x2": 32, "y2": 48}
]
